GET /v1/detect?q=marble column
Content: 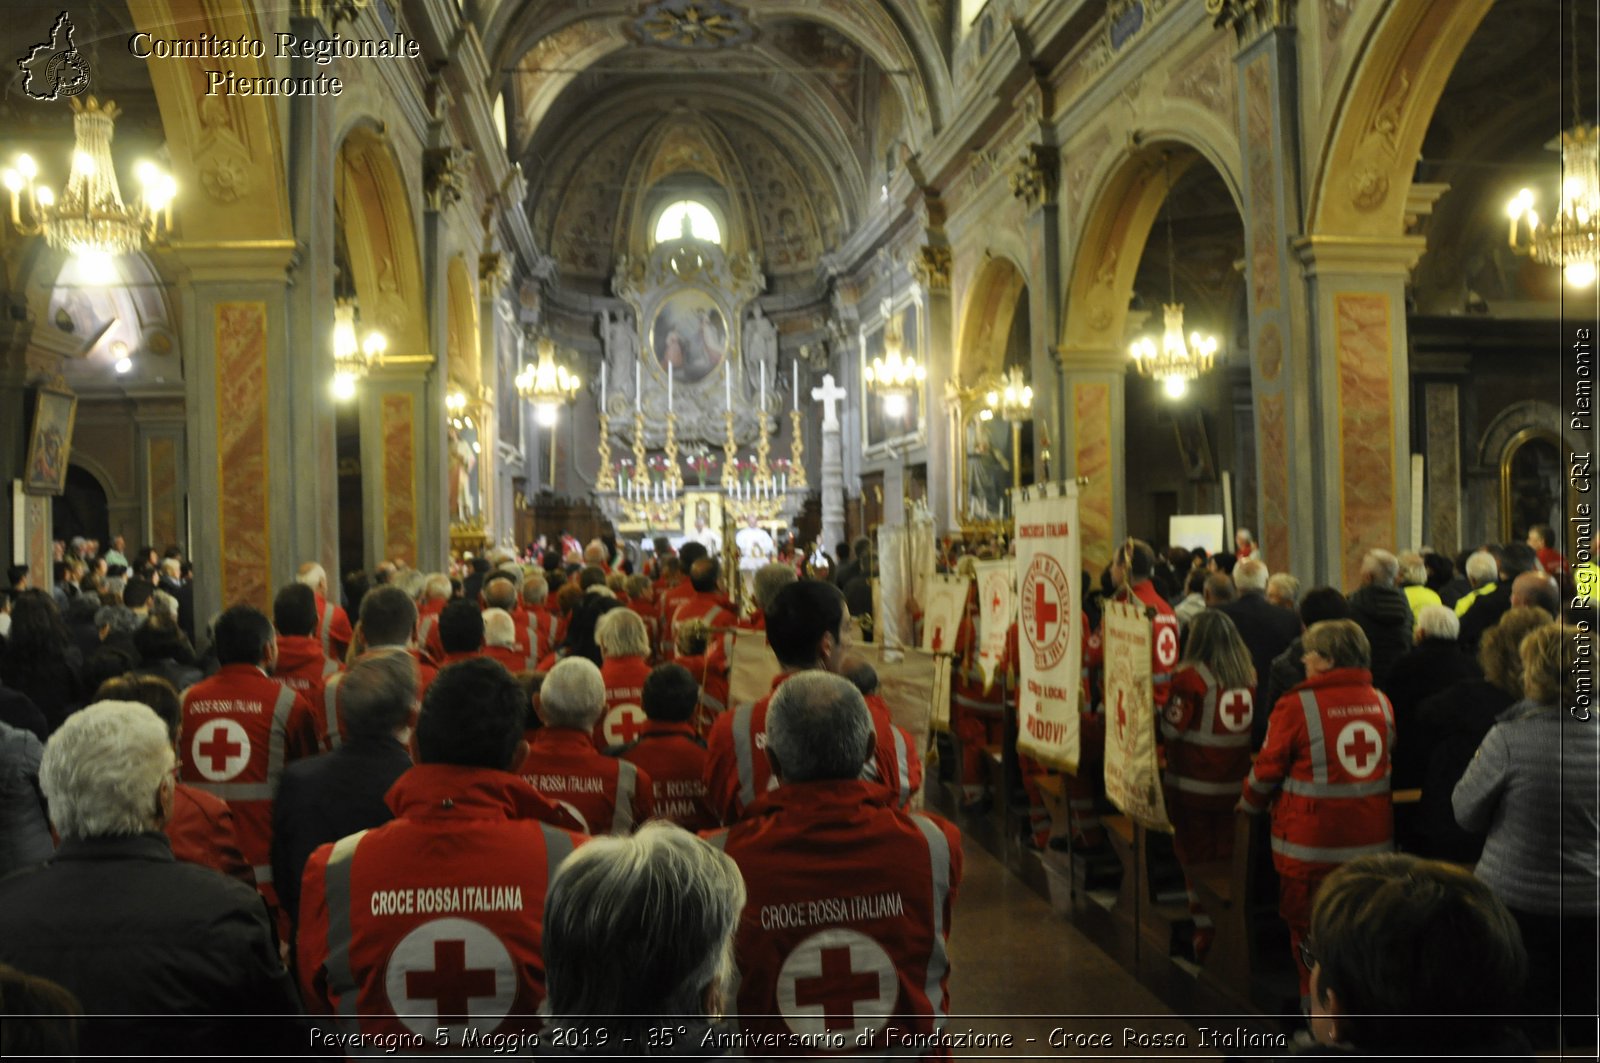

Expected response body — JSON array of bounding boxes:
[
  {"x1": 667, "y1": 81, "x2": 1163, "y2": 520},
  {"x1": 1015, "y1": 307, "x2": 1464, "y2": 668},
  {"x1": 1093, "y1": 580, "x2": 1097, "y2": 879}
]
[
  {"x1": 1413, "y1": 356, "x2": 1470, "y2": 555},
  {"x1": 1055, "y1": 350, "x2": 1126, "y2": 573},
  {"x1": 415, "y1": 201, "x2": 452, "y2": 571},
  {"x1": 1015, "y1": 144, "x2": 1063, "y2": 488},
  {"x1": 360, "y1": 366, "x2": 433, "y2": 570},
  {"x1": 1231, "y1": 14, "x2": 1315, "y2": 578},
  {"x1": 1295, "y1": 238, "x2": 1421, "y2": 588},
  {"x1": 173, "y1": 242, "x2": 297, "y2": 623},
  {"x1": 132, "y1": 394, "x2": 186, "y2": 552},
  {"x1": 915, "y1": 245, "x2": 955, "y2": 529}
]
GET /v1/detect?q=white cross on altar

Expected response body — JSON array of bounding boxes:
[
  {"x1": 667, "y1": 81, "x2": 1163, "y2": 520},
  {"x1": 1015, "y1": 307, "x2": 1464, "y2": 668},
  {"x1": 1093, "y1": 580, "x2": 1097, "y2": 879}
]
[{"x1": 811, "y1": 373, "x2": 847, "y2": 430}]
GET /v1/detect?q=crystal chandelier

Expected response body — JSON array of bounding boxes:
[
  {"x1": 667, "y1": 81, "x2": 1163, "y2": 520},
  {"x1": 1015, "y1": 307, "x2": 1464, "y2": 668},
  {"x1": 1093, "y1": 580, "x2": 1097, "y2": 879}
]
[
  {"x1": 983, "y1": 366, "x2": 1034, "y2": 423},
  {"x1": 1129, "y1": 153, "x2": 1218, "y2": 399},
  {"x1": 1507, "y1": 125, "x2": 1600, "y2": 288},
  {"x1": 516, "y1": 335, "x2": 582, "y2": 425},
  {"x1": 1505, "y1": 3, "x2": 1597, "y2": 288},
  {"x1": 330, "y1": 300, "x2": 388, "y2": 401},
  {"x1": 864, "y1": 297, "x2": 925, "y2": 418},
  {"x1": 2, "y1": 97, "x2": 176, "y2": 282}
]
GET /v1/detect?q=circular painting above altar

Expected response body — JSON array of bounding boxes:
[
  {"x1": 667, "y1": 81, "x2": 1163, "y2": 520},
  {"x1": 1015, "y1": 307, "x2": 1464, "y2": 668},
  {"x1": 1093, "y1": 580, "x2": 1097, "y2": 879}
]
[{"x1": 651, "y1": 289, "x2": 728, "y2": 383}]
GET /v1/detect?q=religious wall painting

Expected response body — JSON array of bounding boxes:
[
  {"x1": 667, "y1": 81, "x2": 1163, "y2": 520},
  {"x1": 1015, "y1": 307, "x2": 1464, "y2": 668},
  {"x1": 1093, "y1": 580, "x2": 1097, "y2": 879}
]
[
  {"x1": 652, "y1": 288, "x2": 728, "y2": 384},
  {"x1": 1499, "y1": 428, "x2": 1566, "y2": 545},
  {"x1": 861, "y1": 299, "x2": 924, "y2": 451},
  {"x1": 24, "y1": 387, "x2": 76, "y2": 495}
]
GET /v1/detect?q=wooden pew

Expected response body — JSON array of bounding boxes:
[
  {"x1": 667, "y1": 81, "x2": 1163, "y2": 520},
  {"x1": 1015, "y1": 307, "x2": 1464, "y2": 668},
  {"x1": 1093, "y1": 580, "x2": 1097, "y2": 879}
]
[{"x1": 1186, "y1": 813, "x2": 1260, "y2": 1007}]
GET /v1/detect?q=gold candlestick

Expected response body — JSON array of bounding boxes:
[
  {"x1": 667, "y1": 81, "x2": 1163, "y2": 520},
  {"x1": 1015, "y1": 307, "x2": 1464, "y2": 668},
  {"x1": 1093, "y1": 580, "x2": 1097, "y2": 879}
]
[
  {"x1": 596, "y1": 411, "x2": 615, "y2": 491},
  {"x1": 787, "y1": 408, "x2": 807, "y2": 490},
  {"x1": 663, "y1": 412, "x2": 682, "y2": 494},
  {"x1": 754, "y1": 409, "x2": 773, "y2": 490}
]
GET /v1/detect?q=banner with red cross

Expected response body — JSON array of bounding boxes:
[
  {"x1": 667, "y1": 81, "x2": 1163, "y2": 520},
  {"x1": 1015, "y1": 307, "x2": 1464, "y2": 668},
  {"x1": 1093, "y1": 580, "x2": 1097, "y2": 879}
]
[
  {"x1": 973, "y1": 559, "x2": 1015, "y2": 692},
  {"x1": 1015, "y1": 484, "x2": 1082, "y2": 771},
  {"x1": 1102, "y1": 600, "x2": 1173, "y2": 832},
  {"x1": 919, "y1": 574, "x2": 970, "y2": 656}
]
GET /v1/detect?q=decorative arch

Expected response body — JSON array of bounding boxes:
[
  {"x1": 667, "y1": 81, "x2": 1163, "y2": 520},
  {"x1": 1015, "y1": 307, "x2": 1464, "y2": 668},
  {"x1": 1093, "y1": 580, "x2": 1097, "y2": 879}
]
[
  {"x1": 126, "y1": 0, "x2": 292, "y2": 243},
  {"x1": 1307, "y1": 0, "x2": 1493, "y2": 238},
  {"x1": 956, "y1": 254, "x2": 1028, "y2": 384},
  {"x1": 336, "y1": 130, "x2": 431, "y2": 363}
]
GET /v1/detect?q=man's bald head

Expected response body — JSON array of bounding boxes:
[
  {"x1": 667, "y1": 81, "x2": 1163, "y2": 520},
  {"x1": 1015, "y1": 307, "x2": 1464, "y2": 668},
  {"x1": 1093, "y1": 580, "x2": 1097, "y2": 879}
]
[{"x1": 1510, "y1": 570, "x2": 1561, "y2": 616}]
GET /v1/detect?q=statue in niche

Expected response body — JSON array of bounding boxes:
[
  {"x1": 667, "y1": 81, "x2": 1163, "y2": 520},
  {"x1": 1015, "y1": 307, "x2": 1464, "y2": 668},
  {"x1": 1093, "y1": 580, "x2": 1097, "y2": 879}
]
[
  {"x1": 599, "y1": 308, "x2": 639, "y2": 411},
  {"x1": 743, "y1": 304, "x2": 778, "y2": 402}
]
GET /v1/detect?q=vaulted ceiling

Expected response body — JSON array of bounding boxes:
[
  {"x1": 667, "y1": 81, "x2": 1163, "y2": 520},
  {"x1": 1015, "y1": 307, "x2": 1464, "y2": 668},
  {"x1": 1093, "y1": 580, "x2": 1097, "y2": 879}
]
[{"x1": 474, "y1": 0, "x2": 955, "y2": 287}]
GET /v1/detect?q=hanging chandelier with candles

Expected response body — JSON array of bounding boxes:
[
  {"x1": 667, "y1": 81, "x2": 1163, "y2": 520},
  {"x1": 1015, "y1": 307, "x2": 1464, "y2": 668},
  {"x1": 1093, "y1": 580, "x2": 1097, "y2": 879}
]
[
  {"x1": 330, "y1": 299, "x2": 388, "y2": 401},
  {"x1": 983, "y1": 366, "x2": 1034, "y2": 423},
  {"x1": 864, "y1": 297, "x2": 925, "y2": 418},
  {"x1": 1129, "y1": 152, "x2": 1219, "y2": 399},
  {"x1": 516, "y1": 334, "x2": 583, "y2": 424},
  {"x1": 1505, "y1": 2, "x2": 1598, "y2": 289},
  {"x1": 2, "y1": 96, "x2": 176, "y2": 282}
]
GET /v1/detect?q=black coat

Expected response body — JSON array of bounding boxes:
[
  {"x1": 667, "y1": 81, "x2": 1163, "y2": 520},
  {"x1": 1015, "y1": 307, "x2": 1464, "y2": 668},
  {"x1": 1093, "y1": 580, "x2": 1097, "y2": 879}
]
[
  {"x1": 1216, "y1": 591, "x2": 1301, "y2": 697},
  {"x1": 270, "y1": 734, "x2": 412, "y2": 931},
  {"x1": 0, "y1": 683, "x2": 49, "y2": 742},
  {"x1": 1345, "y1": 584, "x2": 1414, "y2": 688},
  {"x1": 1381, "y1": 637, "x2": 1481, "y2": 771},
  {"x1": 0, "y1": 833, "x2": 304, "y2": 1056},
  {"x1": 1258, "y1": 637, "x2": 1308, "y2": 748},
  {"x1": 1403, "y1": 677, "x2": 1517, "y2": 863},
  {"x1": 1457, "y1": 583, "x2": 1515, "y2": 652}
]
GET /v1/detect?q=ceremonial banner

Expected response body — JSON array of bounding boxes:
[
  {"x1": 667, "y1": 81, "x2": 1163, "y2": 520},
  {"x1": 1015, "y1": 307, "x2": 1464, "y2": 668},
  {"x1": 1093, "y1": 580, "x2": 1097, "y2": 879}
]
[
  {"x1": 1102, "y1": 600, "x2": 1173, "y2": 832},
  {"x1": 875, "y1": 524, "x2": 909, "y2": 648},
  {"x1": 919, "y1": 573, "x2": 971, "y2": 655},
  {"x1": 727, "y1": 628, "x2": 782, "y2": 711},
  {"x1": 842, "y1": 642, "x2": 939, "y2": 801},
  {"x1": 1015, "y1": 483, "x2": 1082, "y2": 771},
  {"x1": 973, "y1": 559, "x2": 1016, "y2": 691}
]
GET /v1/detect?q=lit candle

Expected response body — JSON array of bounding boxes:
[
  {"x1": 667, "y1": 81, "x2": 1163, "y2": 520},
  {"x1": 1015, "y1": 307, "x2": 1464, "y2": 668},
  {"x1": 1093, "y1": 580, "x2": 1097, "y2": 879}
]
[
  {"x1": 635, "y1": 360, "x2": 641, "y2": 412},
  {"x1": 667, "y1": 362, "x2": 673, "y2": 412},
  {"x1": 760, "y1": 362, "x2": 767, "y2": 411},
  {"x1": 792, "y1": 361, "x2": 799, "y2": 411},
  {"x1": 725, "y1": 360, "x2": 731, "y2": 409},
  {"x1": 601, "y1": 362, "x2": 607, "y2": 408}
]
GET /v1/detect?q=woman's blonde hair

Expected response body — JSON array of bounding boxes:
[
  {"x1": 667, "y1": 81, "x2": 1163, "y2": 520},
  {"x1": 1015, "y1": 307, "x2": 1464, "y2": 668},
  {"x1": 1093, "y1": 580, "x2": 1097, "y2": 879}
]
[
  {"x1": 1519, "y1": 621, "x2": 1589, "y2": 706},
  {"x1": 1303, "y1": 619, "x2": 1371, "y2": 670},
  {"x1": 1178, "y1": 610, "x2": 1255, "y2": 691},
  {"x1": 1478, "y1": 606, "x2": 1551, "y2": 697}
]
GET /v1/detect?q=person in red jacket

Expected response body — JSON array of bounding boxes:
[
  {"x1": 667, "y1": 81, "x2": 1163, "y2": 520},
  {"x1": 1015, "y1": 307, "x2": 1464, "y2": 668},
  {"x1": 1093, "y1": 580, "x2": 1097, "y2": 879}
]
[
  {"x1": 622, "y1": 573, "x2": 659, "y2": 649},
  {"x1": 1161, "y1": 610, "x2": 1255, "y2": 961},
  {"x1": 522, "y1": 576, "x2": 561, "y2": 662},
  {"x1": 738, "y1": 562, "x2": 797, "y2": 631},
  {"x1": 594, "y1": 608, "x2": 654, "y2": 749},
  {"x1": 297, "y1": 561, "x2": 352, "y2": 662},
  {"x1": 708, "y1": 671, "x2": 962, "y2": 1053},
  {"x1": 297, "y1": 658, "x2": 585, "y2": 1041},
  {"x1": 434, "y1": 599, "x2": 484, "y2": 667},
  {"x1": 666, "y1": 558, "x2": 736, "y2": 658},
  {"x1": 270, "y1": 583, "x2": 341, "y2": 709},
  {"x1": 518, "y1": 657, "x2": 654, "y2": 835},
  {"x1": 704, "y1": 579, "x2": 922, "y2": 823},
  {"x1": 482, "y1": 608, "x2": 536, "y2": 674},
  {"x1": 178, "y1": 605, "x2": 320, "y2": 915},
  {"x1": 414, "y1": 573, "x2": 452, "y2": 664},
  {"x1": 657, "y1": 544, "x2": 709, "y2": 655},
  {"x1": 320, "y1": 587, "x2": 436, "y2": 750},
  {"x1": 613, "y1": 663, "x2": 716, "y2": 831},
  {"x1": 97, "y1": 673, "x2": 255, "y2": 890},
  {"x1": 1239, "y1": 618, "x2": 1395, "y2": 1007}
]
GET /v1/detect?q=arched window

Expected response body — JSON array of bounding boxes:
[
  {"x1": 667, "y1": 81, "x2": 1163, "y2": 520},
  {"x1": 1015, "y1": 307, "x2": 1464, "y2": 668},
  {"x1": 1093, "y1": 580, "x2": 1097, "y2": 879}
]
[{"x1": 653, "y1": 200, "x2": 721, "y2": 245}]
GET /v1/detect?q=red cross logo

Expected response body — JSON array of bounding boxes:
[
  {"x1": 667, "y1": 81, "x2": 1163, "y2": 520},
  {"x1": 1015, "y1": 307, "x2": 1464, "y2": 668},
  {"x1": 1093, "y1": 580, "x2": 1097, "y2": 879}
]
[
  {"x1": 776, "y1": 928, "x2": 894, "y2": 1038},
  {"x1": 1031, "y1": 581, "x2": 1059, "y2": 643},
  {"x1": 1155, "y1": 625, "x2": 1179, "y2": 669},
  {"x1": 1115, "y1": 689, "x2": 1128, "y2": 741},
  {"x1": 1336, "y1": 721, "x2": 1383, "y2": 777},
  {"x1": 1020, "y1": 555, "x2": 1071, "y2": 670},
  {"x1": 604, "y1": 705, "x2": 647, "y2": 747},
  {"x1": 794, "y1": 947, "x2": 882, "y2": 1032},
  {"x1": 190, "y1": 719, "x2": 250, "y2": 782},
  {"x1": 407, "y1": 940, "x2": 497, "y2": 1025},
  {"x1": 385, "y1": 917, "x2": 514, "y2": 1037},
  {"x1": 1218, "y1": 689, "x2": 1253, "y2": 733},
  {"x1": 931, "y1": 626, "x2": 944, "y2": 652}
]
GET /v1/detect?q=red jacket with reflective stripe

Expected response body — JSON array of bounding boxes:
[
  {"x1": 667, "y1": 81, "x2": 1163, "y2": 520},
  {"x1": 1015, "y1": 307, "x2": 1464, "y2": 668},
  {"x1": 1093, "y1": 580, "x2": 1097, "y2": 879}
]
[
  {"x1": 296, "y1": 765, "x2": 585, "y2": 1041},
  {"x1": 314, "y1": 593, "x2": 353, "y2": 661},
  {"x1": 272, "y1": 635, "x2": 341, "y2": 710},
  {"x1": 1160, "y1": 664, "x2": 1254, "y2": 810},
  {"x1": 482, "y1": 642, "x2": 535, "y2": 675},
  {"x1": 592, "y1": 655, "x2": 653, "y2": 748},
  {"x1": 178, "y1": 664, "x2": 320, "y2": 890},
  {"x1": 517, "y1": 728, "x2": 654, "y2": 835},
  {"x1": 703, "y1": 673, "x2": 923, "y2": 824},
  {"x1": 1240, "y1": 667, "x2": 1395, "y2": 874},
  {"x1": 165, "y1": 783, "x2": 256, "y2": 889},
  {"x1": 416, "y1": 599, "x2": 447, "y2": 664},
  {"x1": 617, "y1": 722, "x2": 716, "y2": 832},
  {"x1": 706, "y1": 780, "x2": 962, "y2": 1053},
  {"x1": 319, "y1": 648, "x2": 435, "y2": 751},
  {"x1": 667, "y1": 592, "x2": 736, "y2": 657}
]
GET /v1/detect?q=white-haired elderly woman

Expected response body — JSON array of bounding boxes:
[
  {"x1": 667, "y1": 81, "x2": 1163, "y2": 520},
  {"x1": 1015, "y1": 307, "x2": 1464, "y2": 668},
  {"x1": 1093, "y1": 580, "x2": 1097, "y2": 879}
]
[
  {"x1": 1381, "y1": 602, "x2": 1480, "y2": 786},
  {"x1": 539, "y1": 821, "x2": 746, "y2": 1055},
  {"x1": 0, "y1": 701, "x2": 302, "y2": 1056},
  {"x1": 593, "y1": 608, "x2": 653, "y2": 749}
]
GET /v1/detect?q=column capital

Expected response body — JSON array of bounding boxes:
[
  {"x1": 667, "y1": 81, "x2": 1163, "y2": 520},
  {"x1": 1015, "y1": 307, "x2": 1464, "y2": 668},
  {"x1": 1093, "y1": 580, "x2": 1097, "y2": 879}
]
[
  {"x1": 1053, "y1": 346, "x2": 1128, "y2": 375},
  {"x1": 1291, "y1": 234, "x2": 1425, "y2": 278},
  {"x1": 911, "y1": 244, "x2": 952, "y2": 294},
  {"x1": 1210, "y1": 0, "x2": 1295, "y2": 46},
  {"x1": 1009, "y1": 144, "x2": 1058, "y2": 213}
]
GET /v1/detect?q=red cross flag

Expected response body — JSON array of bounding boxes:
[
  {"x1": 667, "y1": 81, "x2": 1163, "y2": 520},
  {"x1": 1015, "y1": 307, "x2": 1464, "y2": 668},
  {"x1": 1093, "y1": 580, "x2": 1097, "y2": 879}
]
[
  {"x1": 1102, "y1": 600, "x2": 1173, "y2": 832},
  {"x1": 973, "y1": 559, "x2": 1015, "y2": 692},
  {"x1": 384, "y1": 916, "x2": 516, "y2": 1038},
  {"x1": 1014, "y1": 483, "x2": 1082, "y2": 771}
]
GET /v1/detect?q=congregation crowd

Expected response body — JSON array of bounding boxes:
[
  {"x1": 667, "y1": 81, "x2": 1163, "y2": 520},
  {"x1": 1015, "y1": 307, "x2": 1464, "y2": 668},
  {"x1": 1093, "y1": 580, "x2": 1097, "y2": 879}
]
[{"x1": 0, "y1": 523, "x2": 1592, "y2": 1059}]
